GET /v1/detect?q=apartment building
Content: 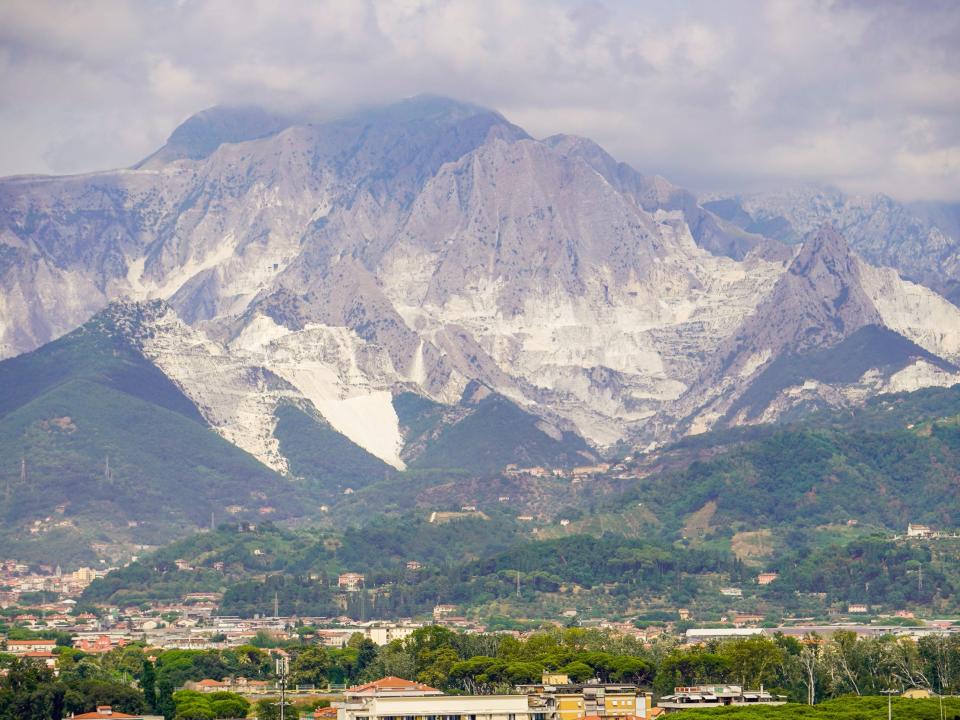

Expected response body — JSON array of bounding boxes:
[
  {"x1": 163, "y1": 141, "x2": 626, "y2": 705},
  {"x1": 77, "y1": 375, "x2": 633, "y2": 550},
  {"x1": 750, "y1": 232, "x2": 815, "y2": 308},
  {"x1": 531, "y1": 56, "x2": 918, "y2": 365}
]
[
  {"x1": 335, "y1": 676, "x2": 535, "y2": 720},
  {"x1": 518, "y1": 674, "x2": 650, "y2": 720}
]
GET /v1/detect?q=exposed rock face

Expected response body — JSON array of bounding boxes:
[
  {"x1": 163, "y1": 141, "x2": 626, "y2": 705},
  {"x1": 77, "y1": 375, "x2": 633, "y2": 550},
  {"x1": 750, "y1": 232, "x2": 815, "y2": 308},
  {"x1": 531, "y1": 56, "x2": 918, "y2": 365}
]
[
  {"x1": 707, "y1": 187, "x2": 960, "y2": 304},
  {"x1": 668, "y1": 226, "x2": 960, "y2": 437},
  {"x1": 2, "y1": 96, "x2": 959, "y2": 467}
]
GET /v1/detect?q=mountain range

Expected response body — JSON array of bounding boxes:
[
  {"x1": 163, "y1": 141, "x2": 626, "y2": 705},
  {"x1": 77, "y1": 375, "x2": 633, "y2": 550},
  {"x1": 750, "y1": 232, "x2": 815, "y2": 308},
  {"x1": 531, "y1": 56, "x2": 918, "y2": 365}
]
[{"x1": 2, "y1": 95, "x2": 960, "y2": 558}]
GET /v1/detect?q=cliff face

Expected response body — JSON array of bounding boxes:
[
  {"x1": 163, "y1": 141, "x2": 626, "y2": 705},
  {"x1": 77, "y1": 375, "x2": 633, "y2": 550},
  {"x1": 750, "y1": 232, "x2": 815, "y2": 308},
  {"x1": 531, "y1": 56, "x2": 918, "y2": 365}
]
[{"x1": 3, "y1": 96, "x2": 960, "y2": 466}]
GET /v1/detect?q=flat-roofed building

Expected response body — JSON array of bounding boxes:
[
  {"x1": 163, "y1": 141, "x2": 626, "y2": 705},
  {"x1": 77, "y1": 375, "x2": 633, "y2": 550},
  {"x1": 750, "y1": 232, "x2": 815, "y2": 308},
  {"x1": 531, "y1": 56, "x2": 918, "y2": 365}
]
[
  {"x1": 684, "y1": 628, "x2": 765, "y2": 643},
  {"x1": 4, "y1": 638, "x2": 56, "y2": 654},
  {"x1": 518, "y1": 674, "x2": 651, "y2": 720},
  {"x1": 335, "y1": 676, "x2": 534, "y2": 720},
  {"x1": 656, "y1": 685, "x2": 784, "y2": 713}
]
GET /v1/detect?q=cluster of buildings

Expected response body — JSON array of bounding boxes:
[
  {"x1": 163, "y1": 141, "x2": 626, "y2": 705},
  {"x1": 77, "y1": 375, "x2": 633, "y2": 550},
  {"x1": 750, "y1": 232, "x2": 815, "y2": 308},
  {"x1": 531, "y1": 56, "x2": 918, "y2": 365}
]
[
  {"x1": 0, "y1": 559, "x2": 111, "y2": 608},
  {"x1": 328, "y1": 673, "x2": 784, "y2": 720},
  {"x1": 334, "y1": 674, "x2": 655, "y2": 720},
  {"x1": 503, "y1": 462, "x2": 643, "y2": 482},
  {"x1": 684, "y1": 620, "x2": 960, "y2": 644},
  {"x1": 902, "y1": 523, "x2": 959, "y2": 540}
]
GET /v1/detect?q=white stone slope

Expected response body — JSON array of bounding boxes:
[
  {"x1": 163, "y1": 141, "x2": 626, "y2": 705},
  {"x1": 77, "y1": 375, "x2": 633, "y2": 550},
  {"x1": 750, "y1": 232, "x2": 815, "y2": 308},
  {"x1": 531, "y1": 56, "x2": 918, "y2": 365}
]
[{"x1": 133, "y1": 306, "x2": 409, "y2": 471}]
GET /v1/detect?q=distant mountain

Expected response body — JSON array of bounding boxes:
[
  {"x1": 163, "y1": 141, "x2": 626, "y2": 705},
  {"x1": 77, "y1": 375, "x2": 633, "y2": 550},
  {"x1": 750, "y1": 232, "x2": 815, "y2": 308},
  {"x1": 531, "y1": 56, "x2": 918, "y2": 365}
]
[
  {"x1": 704, "y1": 187, "x2": 960, "y2": 304},
  {"x1": 2, "y1": 94, "x2": 959, "y2": 495},
  {"x1": 665, "y1": 225, "x2": 960, "y2": 437}
]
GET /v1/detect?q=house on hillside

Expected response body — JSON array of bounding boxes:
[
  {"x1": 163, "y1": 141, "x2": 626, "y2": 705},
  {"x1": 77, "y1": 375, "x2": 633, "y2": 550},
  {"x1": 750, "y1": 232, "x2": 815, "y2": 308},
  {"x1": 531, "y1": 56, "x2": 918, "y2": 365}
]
[{"x1": 338, "y1": 573, "x2": 365, "y2": 591}]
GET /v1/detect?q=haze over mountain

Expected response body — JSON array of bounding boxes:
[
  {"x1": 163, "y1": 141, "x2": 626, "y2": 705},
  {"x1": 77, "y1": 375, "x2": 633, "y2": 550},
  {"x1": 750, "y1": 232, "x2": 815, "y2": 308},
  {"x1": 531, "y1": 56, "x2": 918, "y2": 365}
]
[{"x1": 2, "y1": 95, "x2": 960, "y2": 485}]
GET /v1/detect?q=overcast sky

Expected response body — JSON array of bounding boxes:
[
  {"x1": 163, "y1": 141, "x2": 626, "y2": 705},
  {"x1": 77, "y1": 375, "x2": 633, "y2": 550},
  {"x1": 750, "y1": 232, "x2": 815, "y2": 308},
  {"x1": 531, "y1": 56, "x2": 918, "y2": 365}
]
[{"x1": 1, "y1": 0, "x2": 958, "y2": 201}]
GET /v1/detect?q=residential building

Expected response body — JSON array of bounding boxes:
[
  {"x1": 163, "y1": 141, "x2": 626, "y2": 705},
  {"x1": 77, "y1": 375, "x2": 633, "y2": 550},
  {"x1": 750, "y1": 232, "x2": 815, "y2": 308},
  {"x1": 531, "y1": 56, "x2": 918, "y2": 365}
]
[
  {"x1": 518, "y1": 673, "x2": 651, "y2": 720},
  {"x1": 74, "y1": 634, "x2": 129, "y2": 654},
  {"x1": 685, "y1": 628, "x2": 766, "y2": 643},
  {"x1": 22, "y1": 650, "x2": 58, "y2": 673},
  {"x1": 185, "y1": 677, "x2": 272, "y2": 694},
  {"x1": 433, "y1": 604, "x2": 458, "y2": 618},
  {"x1": 656, "y1": 685, "x2": 785, "y2": 713},
  {"x1": 907, "y1": 524, "x2": 933, "y2": 538},
  {"x1": 338, "y1": 573, "x2": 365, "y2": 591},
  {"x1": 756, "y1": 572, "x2": 778, "y2": 585},
  {"x1": 72, "y1": 707, "x2": 159, "y2": 719},
  {"x1": 4, "y1": 638, "x2": 57, "y2": 654},
  {"x1": 335, "y1": 676, "x2": 535, "y2": 720}
]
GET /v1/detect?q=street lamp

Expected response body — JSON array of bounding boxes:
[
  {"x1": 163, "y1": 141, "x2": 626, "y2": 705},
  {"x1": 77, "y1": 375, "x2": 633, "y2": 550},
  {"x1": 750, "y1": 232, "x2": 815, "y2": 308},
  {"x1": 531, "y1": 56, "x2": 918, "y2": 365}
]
[{"x1": 881, "y1": 689, "x2": 898, "y2": 720}]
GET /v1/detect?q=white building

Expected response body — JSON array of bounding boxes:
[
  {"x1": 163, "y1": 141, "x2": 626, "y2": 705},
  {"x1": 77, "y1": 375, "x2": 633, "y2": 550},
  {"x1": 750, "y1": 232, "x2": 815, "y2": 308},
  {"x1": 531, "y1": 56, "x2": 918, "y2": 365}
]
[
  {"x1": 657, "y1": 685, "x2": 785, "y2": 712},
  {"x1": 685, "y1": 628, "x2": 766, "y2": 643},
  {"x1": 336, "y1": 677, "x2": 535, "y2": 720}
]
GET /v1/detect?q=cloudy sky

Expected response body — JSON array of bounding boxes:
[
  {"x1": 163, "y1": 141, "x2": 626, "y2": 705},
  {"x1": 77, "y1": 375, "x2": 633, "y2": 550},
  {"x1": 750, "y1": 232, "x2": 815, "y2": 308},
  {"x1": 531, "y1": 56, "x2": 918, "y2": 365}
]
[{"x1": 1, "y1": 0, "x2": 958, "y2": 201}]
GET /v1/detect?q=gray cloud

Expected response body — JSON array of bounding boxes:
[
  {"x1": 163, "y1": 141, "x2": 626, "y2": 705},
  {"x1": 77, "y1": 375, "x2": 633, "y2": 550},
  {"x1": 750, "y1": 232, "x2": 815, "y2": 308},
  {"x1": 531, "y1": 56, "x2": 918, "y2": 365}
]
[{"x1": 0, "y1": 0, "x2": 957, "y2": 201}]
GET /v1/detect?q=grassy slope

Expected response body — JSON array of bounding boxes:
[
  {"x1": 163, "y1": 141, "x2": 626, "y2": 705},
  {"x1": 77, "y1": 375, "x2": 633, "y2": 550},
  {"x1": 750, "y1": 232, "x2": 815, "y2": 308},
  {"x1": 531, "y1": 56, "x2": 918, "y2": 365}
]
[
  {"x1": 273, "y1": 403, "x2": 394, "y2": 498},
  {"x1": 0, "y1": 319, "x2": 301, "y2": 564},
  {"x1": 728, "y1": 325, "x2": 957, "y2": 421},
  {"x1": 403, "y1": 391, "x2": 593, "y2": 474},
  {"x1": 673, "y1": 696, "x2": 960, "y2": 719}
]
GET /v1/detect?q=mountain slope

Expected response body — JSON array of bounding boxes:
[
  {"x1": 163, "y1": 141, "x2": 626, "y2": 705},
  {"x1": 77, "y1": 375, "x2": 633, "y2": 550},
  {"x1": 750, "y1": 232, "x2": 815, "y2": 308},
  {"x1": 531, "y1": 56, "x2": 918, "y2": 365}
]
[
  {"x1": 0, "y1": 311, "x2": 305, "y2": 565},
  {"x1": 708, "y1": 188, "x2": 960, "y2": 304},
  {"x1": 669, "y1": 226, "x2": 960, "y2": 436}
]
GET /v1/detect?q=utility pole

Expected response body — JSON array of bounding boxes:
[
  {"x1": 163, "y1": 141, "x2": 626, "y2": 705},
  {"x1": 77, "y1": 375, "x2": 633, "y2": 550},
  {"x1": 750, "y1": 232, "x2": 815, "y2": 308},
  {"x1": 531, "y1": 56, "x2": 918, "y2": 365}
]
[
  {"x1": 516, "y1": 570, "x2": 521, "y2": 597},
  {"x1": 273, "y1": 592, "x2": 279, "y2": 618},
  {"x1": 20, "y1": 456, "x2": 26, "y2": 485},
  {"x1": 882, "y1": 689, "x2": 896, "y2": 720},
  {"x1": 104, "y1": 454, "x2": 112, "y2": 484},
  {"x1": 276, "y1": 655, "x2": 289, "y2": 720}
]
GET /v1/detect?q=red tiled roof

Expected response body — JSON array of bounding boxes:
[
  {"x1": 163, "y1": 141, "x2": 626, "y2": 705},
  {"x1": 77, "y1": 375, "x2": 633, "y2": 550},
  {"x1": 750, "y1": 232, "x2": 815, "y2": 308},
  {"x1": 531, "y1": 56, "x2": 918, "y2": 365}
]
[
  {"x1": 195, "y1": 678, "x2": 226, "y2": 686},
  {"x1": 73, "y1": 708, "x2": 140, "y2": 719},
  {"x1": 7, "y1": 639, "x2": 55, "y2": 645},
  {"x1": 346, "y1": 676, "x2": 440, "y2": 694}
]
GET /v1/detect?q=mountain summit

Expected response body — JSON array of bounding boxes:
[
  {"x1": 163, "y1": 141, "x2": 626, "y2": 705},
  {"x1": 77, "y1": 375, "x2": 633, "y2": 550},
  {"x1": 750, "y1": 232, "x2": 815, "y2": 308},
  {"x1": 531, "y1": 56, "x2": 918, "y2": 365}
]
[{"x1": 1, "y1": 96, "x2": 959, "y2": 468}]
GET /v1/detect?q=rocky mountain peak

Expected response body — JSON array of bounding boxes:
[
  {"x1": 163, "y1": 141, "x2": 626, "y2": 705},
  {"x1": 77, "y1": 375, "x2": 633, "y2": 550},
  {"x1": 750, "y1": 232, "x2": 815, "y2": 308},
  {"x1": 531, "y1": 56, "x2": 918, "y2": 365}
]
[
  {"x1": 136, "y1": 105, "x2": 299, "y2": 168},
  {"x1": 789, "y1": 223, "x2": 856, "y2": 278}
]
